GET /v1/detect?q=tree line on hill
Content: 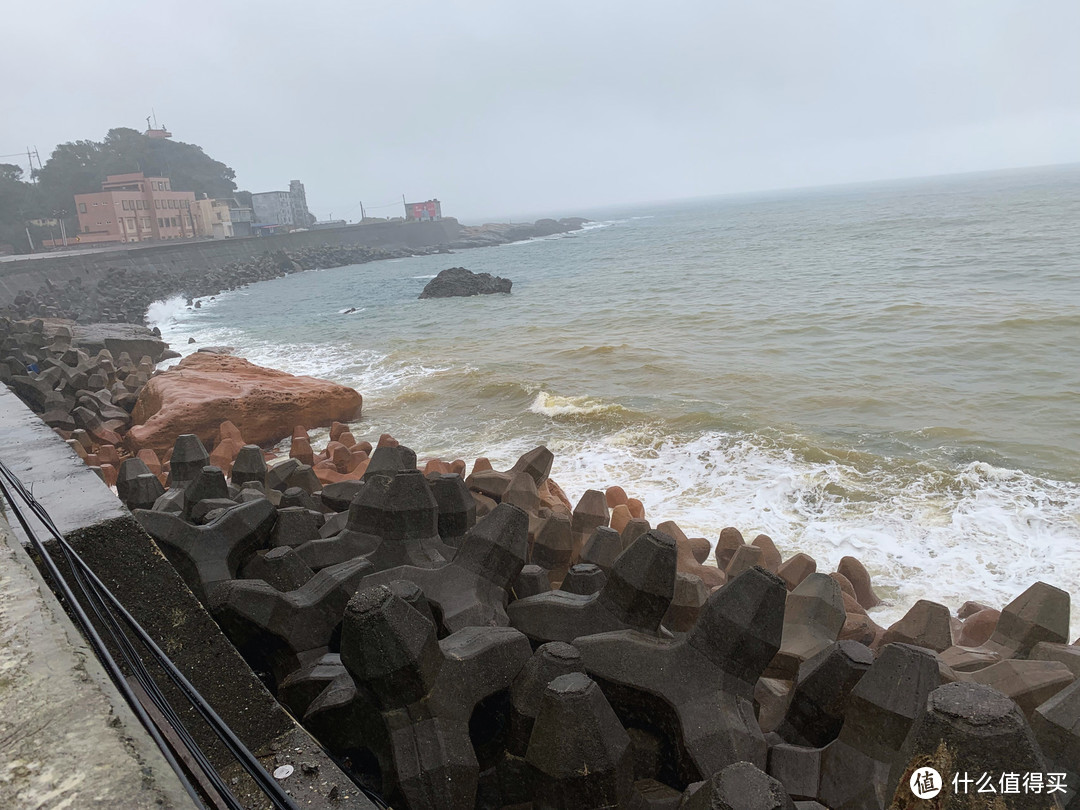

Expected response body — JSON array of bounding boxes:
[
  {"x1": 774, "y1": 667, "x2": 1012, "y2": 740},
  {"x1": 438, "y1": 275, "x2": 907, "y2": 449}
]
[{"x1": 0, "y1": 127, "x2": 246, "y2": 254}]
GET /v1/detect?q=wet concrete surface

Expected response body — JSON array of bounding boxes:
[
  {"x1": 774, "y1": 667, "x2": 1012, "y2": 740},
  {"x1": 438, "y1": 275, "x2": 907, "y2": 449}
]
[{"x1": 0, "y1": 511, "x2": 196, "y2": 808}]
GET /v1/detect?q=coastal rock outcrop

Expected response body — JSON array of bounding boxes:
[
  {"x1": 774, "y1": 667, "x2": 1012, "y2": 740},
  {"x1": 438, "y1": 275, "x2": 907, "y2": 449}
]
[
  {"x1": 125, "y1": 353, "x2": 362, "y2": 455},
  {"x1": 418, "y1": 267, "x2": 512, "y2": 299}
]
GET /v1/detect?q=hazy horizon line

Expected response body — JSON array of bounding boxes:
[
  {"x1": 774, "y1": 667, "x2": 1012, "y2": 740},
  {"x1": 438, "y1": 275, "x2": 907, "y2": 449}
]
[{"x1": 464, "y1": 159, "x2": 1080, "y2": 225}]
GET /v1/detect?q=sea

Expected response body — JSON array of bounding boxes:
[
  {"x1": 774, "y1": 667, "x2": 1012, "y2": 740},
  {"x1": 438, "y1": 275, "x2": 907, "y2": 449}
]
[{"x1": 147, "y1": 164, "x2": 1080, "y2": 633}]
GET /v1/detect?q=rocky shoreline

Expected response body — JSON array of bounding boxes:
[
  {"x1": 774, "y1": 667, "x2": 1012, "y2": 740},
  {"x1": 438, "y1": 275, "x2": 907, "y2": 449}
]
[{"x1": 0, "y1": 217, "x2": 589, "y2": 326}]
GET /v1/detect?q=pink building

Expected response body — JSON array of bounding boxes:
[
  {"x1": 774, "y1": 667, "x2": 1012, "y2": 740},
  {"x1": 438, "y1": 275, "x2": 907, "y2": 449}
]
[{"x1": 68, "y1": 172, "x2": 198, "y2": 245}]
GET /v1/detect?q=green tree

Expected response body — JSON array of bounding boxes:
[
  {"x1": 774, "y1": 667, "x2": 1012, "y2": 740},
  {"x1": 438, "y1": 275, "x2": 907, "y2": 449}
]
[
  {"x1": 0, "y1": 128, "x2": 241, "y2": 253},
  {"x1": 0, "y1": 164, "x2": 39, "y2": 253},
  {"x1": 35, "y1": 128, "x2": 238, "y2": 209}
]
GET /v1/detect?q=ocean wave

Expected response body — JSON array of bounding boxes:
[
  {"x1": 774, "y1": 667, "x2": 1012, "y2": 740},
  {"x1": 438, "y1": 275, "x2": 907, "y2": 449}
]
[
  {"x1": 463, "y1": 427, "x2": 1080, "y2": 632},
  {"x1": 145, "y1": 295, "x2": 190, "y2": 330},
  {"x1": 528, "y1": 391, "x2": 629, "y2": 418}
]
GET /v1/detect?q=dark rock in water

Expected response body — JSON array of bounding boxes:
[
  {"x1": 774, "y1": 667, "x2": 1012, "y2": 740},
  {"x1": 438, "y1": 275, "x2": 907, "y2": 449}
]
[{"x1": 418, "y1": 267, "x2": 512, "y2": 299}]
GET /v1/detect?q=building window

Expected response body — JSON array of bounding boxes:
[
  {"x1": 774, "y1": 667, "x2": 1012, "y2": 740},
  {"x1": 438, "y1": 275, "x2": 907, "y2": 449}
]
[
  {"x1": 122, "y1": 200, "x2": 128, "y2": 210},
  {"x1": 83, "y1": 226, "x2": 89, "y2": 233},
  {"x1": 127, "y1": 218, "x2": 135, "y2": 228},
  {"x1": 172, "y1": 217, "x2": 178, "y2": 227},
  {"x1": 78, "y1": 203, "x2": 86, "y2": 213}
]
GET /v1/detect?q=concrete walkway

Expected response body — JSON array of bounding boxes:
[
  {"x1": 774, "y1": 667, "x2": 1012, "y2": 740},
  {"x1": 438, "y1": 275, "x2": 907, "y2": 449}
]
[{"x1": 0, "y1": 510, "x2": 195, "y2": 809}]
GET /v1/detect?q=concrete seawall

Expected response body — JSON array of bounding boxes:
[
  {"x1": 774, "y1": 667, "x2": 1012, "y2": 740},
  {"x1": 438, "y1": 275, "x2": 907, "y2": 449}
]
[
  {"x1": 0, "y1": 219, "x2": 461, "y2": 304},
  {"x1": 0, "y1": 385, "x2": 378, "y2": 809}
]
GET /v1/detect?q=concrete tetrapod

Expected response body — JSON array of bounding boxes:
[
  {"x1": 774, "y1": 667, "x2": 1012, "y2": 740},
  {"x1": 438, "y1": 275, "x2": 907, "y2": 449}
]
[
  {"x1": 682, "y1": 760, "x2": 796, "y2": 810},
  {"x1": 524, "y1": 672, "x2": 643, "y2": 810},
  {"x1": 530, "y1": 511, "x2": 575, "y2": 585},
  {"x1": 427, "y1": 472, "x2": 476, "y2": 546},
  {"x1": 209, "y1": 557, "x2": 373, "y2": 686},
  {"x1": 134, "y1": 498, "x2": 277, "y2": 603},
  {"x1": 763, "y1": 573, "x2": 846, "y2": 681},
  {"x1": 169, "y1": 433, "x2": 210, "y2": 486},
  {"x1": 338, "y1": 585, "x2": 533, "y2": 810},
  {"x1": 1031, "y1": 677, "x2": 1080, "y2": 810},
  {"x1": 559, "y1": 563, "x2": 608, "y2": 595},
  {"x1": 508, "y1": 529, "x2": 678, "y2": 645},
  {"x1": 360, "y1": 502, "x2": 530, "y2": 634},
  {"x1": 346, "y1": 469, "x2": 455, "y2": 570},
  {"x1": 815, "y1": 643, "x2": 941, "y2": 810},
  {"x1": 888, "y1": 681, "x2": 1059, "y2": 810},
  {"x1": 982, "y1": 580, "x2": 1071, "y2": 659},
  {"x1": 775, "y1": 640, "x2": 874, "y2": 749},
  {"x1": 497, "y1": 642, "x2": 586, "y2": 805},
  {"x1": 575, "y1": 566, "x2": 787, "y2": 787}
]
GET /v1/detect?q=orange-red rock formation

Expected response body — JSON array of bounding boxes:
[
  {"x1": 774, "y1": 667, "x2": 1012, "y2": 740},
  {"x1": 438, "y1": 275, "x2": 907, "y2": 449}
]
[{"x1": 125, "y1": 353, "x2": 362, "y2": 455}]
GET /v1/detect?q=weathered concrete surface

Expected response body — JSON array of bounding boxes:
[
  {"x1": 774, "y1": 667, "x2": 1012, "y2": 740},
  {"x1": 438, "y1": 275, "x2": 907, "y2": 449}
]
[
  {"x1": 0, "y1": 511, "x2": 196, "y2": 809},
  {"x1": 0, "y1": 385, "x2": 377, "y2": 809}
]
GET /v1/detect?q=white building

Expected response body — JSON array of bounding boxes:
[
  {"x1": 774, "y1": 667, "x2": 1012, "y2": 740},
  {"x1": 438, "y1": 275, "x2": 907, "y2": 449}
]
[
  {"x1": 251, "y1": 180, "x2": 312, "y2": 228},
  {"x1": 251, "y1": 191, "x2": 294, "y2": 226}
]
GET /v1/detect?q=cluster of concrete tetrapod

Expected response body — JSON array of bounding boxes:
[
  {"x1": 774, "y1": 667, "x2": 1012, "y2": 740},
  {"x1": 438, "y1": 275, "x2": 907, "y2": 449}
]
[
  {"x1": 116, "y1": 428, "x2": 1079, "y2": 810},
  {"x1": 0, "y1": 315, "x2": 173, "y2": 477}
]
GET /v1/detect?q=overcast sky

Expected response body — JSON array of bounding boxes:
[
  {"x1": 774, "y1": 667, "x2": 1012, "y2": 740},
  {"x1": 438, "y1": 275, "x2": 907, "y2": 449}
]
[{"x1": 3, "y1": 1, "x2": 1078, "y2": 222}]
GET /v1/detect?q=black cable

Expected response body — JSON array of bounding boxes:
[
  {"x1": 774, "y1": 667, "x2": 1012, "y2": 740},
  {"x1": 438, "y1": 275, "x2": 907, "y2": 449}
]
[
  {"x1": 1, "y1": 459, "x2": 391, "y2": 809},
  {"x1": 60, "y1": 526, "x2": 245, "y2": 810},
  {"x1": 0, "y1": 461, "x2": 300, "y2": 810}
]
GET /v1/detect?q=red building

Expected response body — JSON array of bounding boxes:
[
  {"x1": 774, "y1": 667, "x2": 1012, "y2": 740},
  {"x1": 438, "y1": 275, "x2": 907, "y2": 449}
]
[{"x1": 66, "y1": 172, "x2": 198, "y2": 245}]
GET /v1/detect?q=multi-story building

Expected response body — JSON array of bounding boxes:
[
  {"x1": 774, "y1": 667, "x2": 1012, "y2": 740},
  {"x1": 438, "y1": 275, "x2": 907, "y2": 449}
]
[
  {"x1": 289, "y1": 180, "x2": 310, "y2": 228},
  {"x1": 252, "y1": 180, "x2": 312, "y2": 228},
  {"x1": 251, "y1": 191, "x2": 293, "y2": 227},
  {"x1": 191, "y1": 196, "x2": 235, "y2": 239},
  {"x1": 71, "y1": 173, "x2": 197, "y2": 245},
  {"x1": 224, "y1": 199, "x2": 255, "y2": 238}
]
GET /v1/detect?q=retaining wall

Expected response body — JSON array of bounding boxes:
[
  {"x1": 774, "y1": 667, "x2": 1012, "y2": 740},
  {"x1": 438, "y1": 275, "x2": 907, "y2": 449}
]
[{"x1": 0, "y1": 219, "x2": 461, "y2": 303}]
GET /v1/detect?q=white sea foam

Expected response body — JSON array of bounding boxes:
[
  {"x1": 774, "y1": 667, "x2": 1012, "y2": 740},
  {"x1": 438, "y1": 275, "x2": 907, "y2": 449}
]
[
  {"x1": 145, "y1": 295, "x2": 190, "y2": 330},
  {"x1": 459, "y1": 427, "x2": 1080, "y2": 632},
  {"x1": 411, "y1": 274, "x2": 437, "y2": 279},
  {"x1": 529, "y1": 391, "x2": 628, "y2": 418}
]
